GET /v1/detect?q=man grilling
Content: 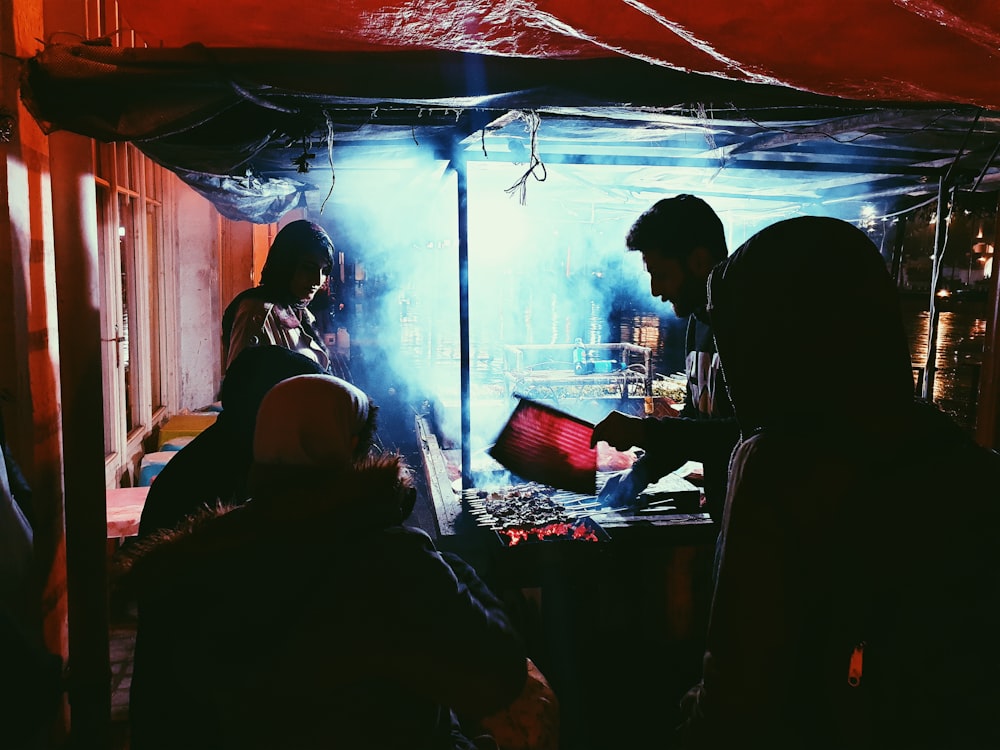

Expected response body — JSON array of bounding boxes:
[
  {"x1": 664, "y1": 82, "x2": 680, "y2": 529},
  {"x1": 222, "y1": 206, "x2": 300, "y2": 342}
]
[{"x1": 590, "y1": 194, "x2": 739, "y2": 524}]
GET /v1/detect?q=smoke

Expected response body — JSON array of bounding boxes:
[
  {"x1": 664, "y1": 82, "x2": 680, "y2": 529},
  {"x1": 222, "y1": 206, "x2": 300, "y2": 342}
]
[
  {"x1": 317, "y1": 154, "x2": 663, "y2": 453},
  {"x1": 316, "y1": 149, "x2": 883, "y2": 456}
]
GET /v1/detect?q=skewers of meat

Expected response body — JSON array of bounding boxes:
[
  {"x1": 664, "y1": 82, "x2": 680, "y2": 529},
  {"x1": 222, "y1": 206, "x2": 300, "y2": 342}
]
[{"x1": 465, "y1": 485, "x2": 574, "y2": 530}]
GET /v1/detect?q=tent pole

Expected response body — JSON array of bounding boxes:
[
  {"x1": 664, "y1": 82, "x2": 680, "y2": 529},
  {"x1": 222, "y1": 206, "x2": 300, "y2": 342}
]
[
  {"x1": 454, "y1": 156, "x2": 472, "y2": 487},
  {"x1": 922, "y1": 175, "x2": 949, "y2": 401}
]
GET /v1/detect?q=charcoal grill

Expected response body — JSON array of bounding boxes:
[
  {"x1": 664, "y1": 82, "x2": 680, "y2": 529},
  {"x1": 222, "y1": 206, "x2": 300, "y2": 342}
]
[{"x1": 462, "y1": 484, "x2": 613, "y2": 546}]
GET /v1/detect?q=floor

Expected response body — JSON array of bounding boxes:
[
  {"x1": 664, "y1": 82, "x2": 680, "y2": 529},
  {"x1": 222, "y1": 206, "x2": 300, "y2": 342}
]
[{"x1": 109, "y1": 608, "x2": 136, "y2": 749}]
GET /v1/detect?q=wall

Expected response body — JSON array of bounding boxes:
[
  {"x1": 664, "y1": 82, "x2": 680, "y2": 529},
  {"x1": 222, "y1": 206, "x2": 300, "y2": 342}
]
[{"x1": 173, "y1": 185, "x2": 224, "y2": 411}]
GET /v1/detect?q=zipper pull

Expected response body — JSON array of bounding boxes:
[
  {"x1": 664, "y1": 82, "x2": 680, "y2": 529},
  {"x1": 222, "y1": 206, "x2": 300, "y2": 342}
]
[{"x1": 848, "y1": 641, "x2": 865, "y2": 687}]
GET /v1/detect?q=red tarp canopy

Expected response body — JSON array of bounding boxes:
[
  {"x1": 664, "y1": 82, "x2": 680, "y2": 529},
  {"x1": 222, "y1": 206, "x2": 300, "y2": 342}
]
[
  {"x1": 21, "y1": 2, "x2": 1000, "y2": 223},
  {"x1": 118, "y1": 0, "x2": 1000, "y2": 110}
]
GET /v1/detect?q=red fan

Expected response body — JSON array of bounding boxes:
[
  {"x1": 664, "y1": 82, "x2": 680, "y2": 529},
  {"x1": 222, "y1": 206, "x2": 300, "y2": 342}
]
[{"x1": 489, "y1": 397, "x2": 597, "y2": 495}]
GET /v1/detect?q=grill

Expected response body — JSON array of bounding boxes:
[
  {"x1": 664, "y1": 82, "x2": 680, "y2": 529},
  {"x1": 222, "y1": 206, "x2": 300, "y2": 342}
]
[{"x1": 462, "y1": 483, "x2": 612, "y2": 546}]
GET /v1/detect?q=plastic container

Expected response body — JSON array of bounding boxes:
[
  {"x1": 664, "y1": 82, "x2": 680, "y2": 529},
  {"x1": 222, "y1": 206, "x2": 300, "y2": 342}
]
[
  {"x1": 335, "y1": 326, "x2": 351, "y2": 360},
  {"x1": 591, "y1": 359, "x2": 622, "y2": 374}
]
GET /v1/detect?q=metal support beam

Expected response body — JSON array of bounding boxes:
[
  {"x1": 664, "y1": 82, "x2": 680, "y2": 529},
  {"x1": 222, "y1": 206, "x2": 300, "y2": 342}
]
[
  {"x1": 975, "y1": 195, "x2": 1000, "y2": 449},
  {"x1": 922, "y1": 176, "x2": 949, "y2": 401},
  {"x1": 453, "y1": 156, "x2": 472, "y2": 487}
]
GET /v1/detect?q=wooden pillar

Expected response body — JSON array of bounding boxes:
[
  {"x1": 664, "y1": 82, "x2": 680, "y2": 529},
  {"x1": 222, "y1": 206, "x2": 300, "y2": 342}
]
[
  {"x1": 3, "y1": 0, "x2": 73, "y2": 744},
  {"x1": 40, "y1": 0, "x2": 111, "y2": 745},
  {"x1": 49, "y1": 128, "x2": 112, "y2": 750}
]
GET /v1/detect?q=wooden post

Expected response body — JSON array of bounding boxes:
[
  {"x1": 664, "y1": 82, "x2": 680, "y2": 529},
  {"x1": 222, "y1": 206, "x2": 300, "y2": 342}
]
[{"x1": 49, "y1": 129, "x2": 112, "y2": 750}]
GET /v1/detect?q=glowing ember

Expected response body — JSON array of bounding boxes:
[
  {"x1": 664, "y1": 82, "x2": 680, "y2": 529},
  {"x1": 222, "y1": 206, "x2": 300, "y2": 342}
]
[{"x1": 500, "y1": 520, "x2": 600, "y2": 546}]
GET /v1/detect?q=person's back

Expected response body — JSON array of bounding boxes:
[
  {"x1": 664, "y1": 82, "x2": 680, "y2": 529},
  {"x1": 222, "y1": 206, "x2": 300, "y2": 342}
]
[
  {"x1": 137, "y1": 346, "x2": 325, "y2": 538},
  {"x1": 700, "y1": 409, "x2": 1000, "y2": 749},
  {"x1": 128, "y1": 346, "x2": 324, "y2": 750},
  {"x1": 679, "y1": 215, "x2": 1000, "y2": 748},
  {"x1": 117, "y1": 375, "x2": 527, "y2": 750}
]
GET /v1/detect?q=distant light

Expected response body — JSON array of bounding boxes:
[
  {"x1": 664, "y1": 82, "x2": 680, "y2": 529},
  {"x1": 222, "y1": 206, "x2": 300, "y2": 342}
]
[
  {"x1": 936, "y1": 289, "x2": 951, "y2": 298},
  {"x1": 859, "y1": 204, "x2": 877, "y2": 233},
  {"x1": 118, "y1": 226, "x2": 126, "y2": 237}
]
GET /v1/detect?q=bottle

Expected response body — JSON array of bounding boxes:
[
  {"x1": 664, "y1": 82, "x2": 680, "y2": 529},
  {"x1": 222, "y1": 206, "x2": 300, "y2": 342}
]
[
  {"x1": 335, "y1": 326, "x2": 351, "y2": 361},
  {"x1": 573, "y1": 338, "x2": 587, "y2": 375}
]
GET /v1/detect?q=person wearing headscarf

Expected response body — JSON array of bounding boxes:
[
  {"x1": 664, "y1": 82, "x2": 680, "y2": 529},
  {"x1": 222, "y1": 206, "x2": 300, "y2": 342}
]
[
  {"x1": 128, "y1": 347, "x2": 325, "y2": 750},
  {"x1": 677, "y1": 216, "x2": 1000, "y2": 749},
  {"x1": 116, "y1": 375, "x2": 527, "y2": 750},
  {"x1": 137, "y1": 346, "x2": 326, "y2": 539},
  {"x1": 221, "y1": 219, "x2": 352, "y2": 380}
]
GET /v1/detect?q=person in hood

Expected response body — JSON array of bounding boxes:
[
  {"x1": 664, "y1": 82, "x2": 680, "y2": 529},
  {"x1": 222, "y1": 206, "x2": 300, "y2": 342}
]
[
  {"x1": 677, "y1": 216, "x2": 1000, "y2": 749},
  {"x1": 137, "y1": 346, "x2": 326, "y2": 539},
  {"x1": 116, "y1": 374, "x2": 527, "y2": 750},
  {"x1": 221, "y1": 219, "x2": 352, "y2": 381},
  {"x1": 590, "y1": 195, "x2": 739, "y2": 521},
  {"x1": 127, "y1": 347, "x2": 327, "y2": 750}
]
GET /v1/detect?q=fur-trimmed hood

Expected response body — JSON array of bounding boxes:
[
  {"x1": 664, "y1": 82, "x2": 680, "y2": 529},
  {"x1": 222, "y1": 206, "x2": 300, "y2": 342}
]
[{"x1": 114, "y1": 452, "x2": 416, "y2": 598}]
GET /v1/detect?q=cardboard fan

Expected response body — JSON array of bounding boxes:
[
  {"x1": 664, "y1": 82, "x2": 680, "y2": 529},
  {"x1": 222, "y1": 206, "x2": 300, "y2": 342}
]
[{"x1": 489, "y1": 396, "x2": 597, "y2": 495}]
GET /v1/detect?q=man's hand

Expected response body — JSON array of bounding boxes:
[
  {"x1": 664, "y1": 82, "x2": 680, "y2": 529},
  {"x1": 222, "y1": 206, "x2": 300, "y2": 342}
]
[
  {"x1": 597, "y1": 471, "x2": 643, "y2": 507},
  {"x1": 590, "y1": 410, "x2": 645, "y2": 451}
]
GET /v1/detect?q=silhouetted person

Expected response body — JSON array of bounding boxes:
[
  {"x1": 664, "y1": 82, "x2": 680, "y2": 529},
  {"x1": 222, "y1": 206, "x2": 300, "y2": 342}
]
[
  {"x1": 677, "y1": 217, "x2": 1000, "y2": 749},
  {"x1": 0, "y1": 411, "x2": 33, "y2": 529},
  {"x1": 137, "y1": 346, "x2": 325, "y2": 538},
  {"x1": 128, "y1": 346, "x2": 324, "y2": 750},
  {"x1": 118, "y1": 375, "x2": 527, "y2": 750},
  {"x1": 222, "y1": 219, "x2": 351, "y2": 381},
  {"x1": 1, "y1": 415, "x2": 62, "y2": 750},
  {"x1": 591, "y1": 195, "x2": 739, "y2": 521}
]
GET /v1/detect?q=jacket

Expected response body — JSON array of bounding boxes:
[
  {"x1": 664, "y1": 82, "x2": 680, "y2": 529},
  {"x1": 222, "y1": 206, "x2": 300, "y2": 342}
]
[
  {"x1": 223, "y1": 288, "x2": 330, "y2": 372},
  {"x1": 681, "y1": 216, "x2": 1000, "y2": 749},
  {"x1": 118, "y1": 454, "x2": 527, "y2": 750}
]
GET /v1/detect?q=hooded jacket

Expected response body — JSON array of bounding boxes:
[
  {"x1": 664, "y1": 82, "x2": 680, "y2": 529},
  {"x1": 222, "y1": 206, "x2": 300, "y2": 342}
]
[
  {"x1": 222, "y1": 287, "x2": 331, "y2": 372},
  {"x1": 118, "y1": 454, "x2": 527, "y2": 750},
  {"x1": 680, "y1": 217, "x2": 1000, "y2": 749}
]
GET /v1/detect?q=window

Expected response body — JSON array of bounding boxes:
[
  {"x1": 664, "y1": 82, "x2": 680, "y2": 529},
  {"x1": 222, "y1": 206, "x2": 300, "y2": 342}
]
[
  {"x1": 96, "y1": 142, "x2": 169, "y2": 484},
  {"x1": 90, "y1": 1, "x2": 173, "y2": 486}
]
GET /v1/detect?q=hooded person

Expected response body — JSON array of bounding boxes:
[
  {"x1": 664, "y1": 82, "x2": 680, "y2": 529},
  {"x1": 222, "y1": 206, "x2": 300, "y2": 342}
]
[
  {"x1": 677, "y1": 216, "x2": 1000, "y2": 749},
  {"x1": 116, "y1": 374, "x2": 527, "y2": 750},
  {"x1": 128, "y1": 347, "x2": 326, "y2": 750},
  {"x1": 221, "y1": 219, "x2": 352, "y2": 380},
  {"x1": 137, "y1": 345, "x2": 327, "y2": 540}
]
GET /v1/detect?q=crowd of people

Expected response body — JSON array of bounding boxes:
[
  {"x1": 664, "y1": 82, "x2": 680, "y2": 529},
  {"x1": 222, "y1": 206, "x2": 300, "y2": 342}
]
[
  {"x1": 134, "y1": 200, "x2": 1000, "y2": 749},
  {"x1": 122, "y1": 217, "x2": 550, "y2": 750},
  {"x1": 7, "y1": 195, "x2": 998, "y2": 750},
  {"x1": 594, "y1": 198, "x2": 1000, "y2": 748}
]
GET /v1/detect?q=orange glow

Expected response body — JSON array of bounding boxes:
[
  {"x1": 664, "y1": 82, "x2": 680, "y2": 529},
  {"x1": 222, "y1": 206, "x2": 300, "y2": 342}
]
[{"x1": 500, "y1": 520, "x2": 600, "y2": 545}]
